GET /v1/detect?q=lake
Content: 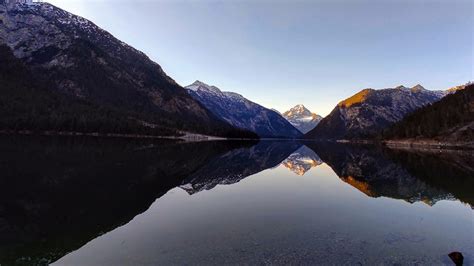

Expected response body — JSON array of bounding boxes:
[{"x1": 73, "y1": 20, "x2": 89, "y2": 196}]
[{"x1": 0, "y1": 136, "x2": 472, "y2": 265}]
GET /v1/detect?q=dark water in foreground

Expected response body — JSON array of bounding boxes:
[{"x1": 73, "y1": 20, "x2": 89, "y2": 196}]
[{"x1": 0, "y1": 137, "x2": 473, "y2": 265}]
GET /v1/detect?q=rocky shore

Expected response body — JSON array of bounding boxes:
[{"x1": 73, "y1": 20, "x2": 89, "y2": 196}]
[{"x1": 384, "y1": 139, "x2": 474, "y2": 151}]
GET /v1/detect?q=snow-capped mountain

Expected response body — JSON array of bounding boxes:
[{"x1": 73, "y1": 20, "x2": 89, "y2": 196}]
[
  {"x1": 386, "y1": 83, "x2": 474, "y2": 143},
  {"x1": 0, "y1": 2, "x2": 255, "y2": 138},
  {"x1": 281, "y1": 145, "x2": 322, "y2": 175},
  {"x1": 186, "y1": 81, "x2": 302, "y2": 138},
  {"x1": 282, "y1": 104, "x2": 323, "y2": 134},
  {"x1": 305, "y1": 85, "x2": 446, "y2": 140}
]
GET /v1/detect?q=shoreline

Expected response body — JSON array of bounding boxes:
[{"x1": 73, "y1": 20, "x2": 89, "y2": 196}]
[
  {"x1": 383, "y1": 139, "x2": 474, "y2": 151},
  {"x1": 0, "y1": 130, "x2": 267, "y2": 142},
  {"x1": 311, "y1": 138, "x2": 474, "y2": 151},
  {"x1": 2, "y1": 131, "x2": 473, "y2": 150},
  {"x1": 0, "y1": 130, "x2": 228, "y2": 142}
]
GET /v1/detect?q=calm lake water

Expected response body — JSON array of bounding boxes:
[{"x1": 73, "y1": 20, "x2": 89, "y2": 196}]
[{"x1": 0, "y1": 136, "x2": 473, "y2": 265}]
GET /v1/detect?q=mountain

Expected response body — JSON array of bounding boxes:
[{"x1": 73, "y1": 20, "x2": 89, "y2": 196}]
[
  {"x1": 0, "y1": 2, "x2": 256, "y2": 138},
  {"x1": 384, "y1": 83, "x2": 473, "y2": 142},
  {"x1": 282, "y1": 104, "x2": 323, "y2": 134},
  {"x1": 180, "y1": 141, "x2": 300, "y2": 194},
  {"x1": 185, "y1": 81, "x2": 302, "y2": 138},
  {"x1": 446, "y1": 84, "x2": 468, "y2": 94},
  {"x1": 0, "y1": 44, "x2": 182, "y2": 136},
  {"x1": 307, "y1": 143, "x2": 456, "y2": 205},
  {"x1": 281, "y1": 145, "x2": 322, "y2": 175},
  {"x1": 305, "y1": 85, "x2": 445, "y2": 140}
]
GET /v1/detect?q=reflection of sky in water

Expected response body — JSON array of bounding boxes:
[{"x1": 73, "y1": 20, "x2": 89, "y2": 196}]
[{"x1": 55, "y1": 163, "x2": 474, "y2": 265}]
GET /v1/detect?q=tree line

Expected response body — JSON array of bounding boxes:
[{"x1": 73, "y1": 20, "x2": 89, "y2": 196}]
[{"x1": 383, "y1": 83, "x2": 473, "y2": 141}]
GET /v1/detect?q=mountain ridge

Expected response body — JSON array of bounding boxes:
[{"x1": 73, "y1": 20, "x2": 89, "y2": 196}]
[
  {"x1": 0, "y1": 2, "x2": 257, "y2": 138},
  {"x1": 185, "y1": 80, "x2": 302, "y2": 138},
  {"x1": 384, "y1": 83, "x2": 473, "y2": 142},
  {"x1": 305, "y1": 85, "x2": 447, "y2": 140}
]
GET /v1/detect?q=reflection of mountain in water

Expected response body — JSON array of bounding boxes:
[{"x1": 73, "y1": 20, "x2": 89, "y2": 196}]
[
  {"x1": 2, "y1": 137, "x2": 473, "y2": 265},
  {"x1": 306, "y1": 143, "x2": 462, "y2": 206},
  {"x1": 281, "y1": 145, "x2": 322, "y2": 176},
  {"x1": 0, "y1": 137, "x2": 249, "y2": 265},
  {"x1": 386, "y1": 149, "x2": 474, "y2": 207},
  {"x1": 180, "y1": 141, "x2": 301, "y2": 194}
]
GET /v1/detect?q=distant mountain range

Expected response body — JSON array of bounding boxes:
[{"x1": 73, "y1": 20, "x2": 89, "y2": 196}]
[
  {"x1": 0, "y1": 2, "x2": 256, "y2": 138},
  {"x1": 305, "y1": 85, "x2": 447, "y2": 140},
  {"x1": 0, "y1": 2, "x2": 471, "y2": 143},
  {"x1": 186, "y1": 81, "x2": 302, "y2": 138},
  {"x1": 282, "y1": 104, "x2": 322, "y2": 134},
  {"x1": 385, "y1": 83, "x2": 473, "y2": 142}
]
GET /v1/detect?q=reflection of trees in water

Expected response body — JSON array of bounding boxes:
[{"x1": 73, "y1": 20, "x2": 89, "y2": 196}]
[
  {"x1": 0, "y1": 136, "x2": 251, "y2": 265},
  {"x1": 1, "y1": 137, "x2": 472, "y2": 265},
  {"x1": 306, "y1": 142, "x2": 474, "y2": 207},
  {"x1": 386, "y1": 149, "x2": 474, "y2": 207}
]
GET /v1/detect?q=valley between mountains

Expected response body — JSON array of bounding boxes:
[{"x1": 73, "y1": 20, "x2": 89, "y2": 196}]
[{"x1": 0, "y1": 1, "x2": 472, "y2": 148}]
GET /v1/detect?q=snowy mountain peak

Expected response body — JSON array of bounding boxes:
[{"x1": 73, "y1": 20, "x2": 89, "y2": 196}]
[
  {"x1": 185, "y1": 81, "x2": 302, "y2": 138},
  {"x1": 285, "y1": 104, "x2": 312, "y2": 116},
  {"x1": 411, "y1": 84, "x2": 427, "y2": 92},
  {"x1": 190, "y1": 80, "x2": 206, "y2": 87},
  {"x1": 282, "y1": 105, "x2": 322, "y2": 134},
  {"x1": 186, "y1": 80, "x2": 222, "y2": 94},
  {"x1": 395, "y1": 84, "x2": 426, "y2": 92},
  {"x1": 395, "y1": 85, "x2": 409, "y2": 90}
]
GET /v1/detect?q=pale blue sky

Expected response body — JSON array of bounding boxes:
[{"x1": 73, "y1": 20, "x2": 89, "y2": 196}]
[{"x1": 47, "y1": 0, "x2": 473, "y2": 116}]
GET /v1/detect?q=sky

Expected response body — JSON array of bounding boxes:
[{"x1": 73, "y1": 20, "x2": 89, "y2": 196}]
[{"x1": 46, "y1": 0, "x2": 473, "y2": 116}]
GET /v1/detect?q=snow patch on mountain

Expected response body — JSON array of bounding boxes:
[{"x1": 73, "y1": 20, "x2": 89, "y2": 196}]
[
  {"x1": 306, "y1": 84, "x2": 448, "y2": 140},
  {"x1": 185, "y1": 81, "x2": 302, "y2": 138},
  {"x1": 282, "y1": 104, "x2": 322, "y2": 134}
]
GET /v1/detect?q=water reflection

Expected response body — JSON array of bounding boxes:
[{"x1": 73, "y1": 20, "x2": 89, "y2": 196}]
[
  {"x1": 387, "y1": 148, "x2": 474, "y2": 207},
  {"x1": 0, "y1": 136, "x2": 255, "y2": 265},
  {"x1": 0, "y1": 137, "x2": 472, "y2": 265},
  {"x1": 180, "y1": 141, "x2": 300, "y2": 194},
  {"x1": 307, "y1": 142, "x2": 474, "y2": 207},
  {"x1": 281, "y1": 145, "x2": 322, "y2": 176}
]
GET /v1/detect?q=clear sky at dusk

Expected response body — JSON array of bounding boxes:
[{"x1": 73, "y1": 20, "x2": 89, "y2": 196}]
[{"x1": 46, "y1": 0, "x2": 472, "y2": 116}]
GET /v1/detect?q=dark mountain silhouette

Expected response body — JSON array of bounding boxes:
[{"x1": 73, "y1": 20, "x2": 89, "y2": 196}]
[
  {"x1": 0, "y1": 2, "x2": 256, "y2": 138},
  {"x1": 0, "y1": 44, "x2": 179, "y2": 136}
]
